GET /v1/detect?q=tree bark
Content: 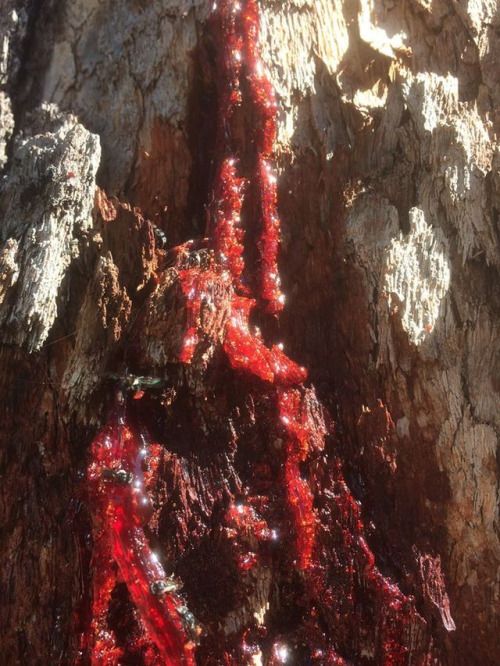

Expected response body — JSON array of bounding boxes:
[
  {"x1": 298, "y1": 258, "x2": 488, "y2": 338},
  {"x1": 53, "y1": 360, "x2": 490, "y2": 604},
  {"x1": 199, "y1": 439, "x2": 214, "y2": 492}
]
[{"x1": 1, "y1": 1, "x2": 499, "y2": 664}]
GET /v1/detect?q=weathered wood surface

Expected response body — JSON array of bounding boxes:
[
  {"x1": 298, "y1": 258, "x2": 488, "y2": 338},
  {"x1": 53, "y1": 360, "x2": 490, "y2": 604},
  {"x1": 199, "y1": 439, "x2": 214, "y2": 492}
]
[{"x1": 0, "y1": 0, "x2": 498, "y2": 663}]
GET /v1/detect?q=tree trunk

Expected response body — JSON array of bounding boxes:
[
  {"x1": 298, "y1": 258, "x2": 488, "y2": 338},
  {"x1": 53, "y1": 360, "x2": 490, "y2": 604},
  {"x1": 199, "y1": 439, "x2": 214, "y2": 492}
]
[{"x1": 1, "y1": 1, "x2": 498, "y2": 664}]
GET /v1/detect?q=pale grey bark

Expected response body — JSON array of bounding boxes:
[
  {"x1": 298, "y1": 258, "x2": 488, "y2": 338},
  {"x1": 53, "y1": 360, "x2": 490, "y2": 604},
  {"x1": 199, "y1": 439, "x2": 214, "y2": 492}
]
[{"x1": 0, "y1": 104, "x2": 100, "y2": 350}]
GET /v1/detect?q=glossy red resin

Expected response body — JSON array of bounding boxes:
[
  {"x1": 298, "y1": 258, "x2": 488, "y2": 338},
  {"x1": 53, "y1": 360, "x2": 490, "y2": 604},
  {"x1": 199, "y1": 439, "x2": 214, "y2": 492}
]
[
  {"x1": 86, "y1": 411, "x2": 196, "y2": 665},
  {"x1": 209, "y1": 158, "x2": 246, "y2": 286},
  {"x1": 242, "y1": 0, "x2": 284, "y2": 313},
  {"x1": 83, "y1": 1, "x2": 446, "y2": 663},
  {"x1": 177, "y1": 266, "x2": 231, "y2": 363},
  {"x1": 207, "y1": 2, "x2": 246, "y2": 288},
  {"x1": 277, "y1": 389, "x2": 317, "y2": 570},
  {"x1": 224, "y1": 296, "x2": 307, "y2": 385},
  {"x1": 174, "y1": 2, "x2": 429, "y2": 662}
]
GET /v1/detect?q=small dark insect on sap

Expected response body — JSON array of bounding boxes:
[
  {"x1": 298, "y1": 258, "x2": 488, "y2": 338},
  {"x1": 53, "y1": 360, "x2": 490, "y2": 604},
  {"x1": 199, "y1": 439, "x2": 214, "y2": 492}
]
[
  {"x1": 187, "y1": 249, "x2": 212, "y2": 270},
  {"x1": 150, "y1": 577, "x2": 181, "y2": 595},
  {"x1": 153, "y1": 225, "x2": 168, "y2": 249},
  {"x1": 177, "y1": 606, "x2": 203, "y2": 644},
  {"x1": 107, "y1": 373, "x2": 168, "y2": 392},
  {"x1": 102, "y1": 468, "x2": 134, "y2": 485}
]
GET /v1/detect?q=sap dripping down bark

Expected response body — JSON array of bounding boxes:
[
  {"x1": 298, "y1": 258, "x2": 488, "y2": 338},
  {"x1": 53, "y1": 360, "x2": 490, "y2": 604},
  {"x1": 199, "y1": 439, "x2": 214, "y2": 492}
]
[
  {"x1": 85, "y1": 393, "x2": 198, "y2": 665},
  {"x1": 83, "y1": 1, "x2": 447, "y2": 663}
]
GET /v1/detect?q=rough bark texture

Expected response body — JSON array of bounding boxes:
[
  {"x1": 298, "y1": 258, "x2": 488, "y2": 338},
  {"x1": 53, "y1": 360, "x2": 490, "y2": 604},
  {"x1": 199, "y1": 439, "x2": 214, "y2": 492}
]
[{"x1": 0, "y1": 1, "x2": 499, "y2": 664}]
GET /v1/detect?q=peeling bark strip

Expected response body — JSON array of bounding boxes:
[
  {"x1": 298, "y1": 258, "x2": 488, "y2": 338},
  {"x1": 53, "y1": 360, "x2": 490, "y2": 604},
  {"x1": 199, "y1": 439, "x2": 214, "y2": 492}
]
[
  {"x1": 0, "y1": 0, "x2": 499, "y2": 664},
  {"x1": 0, "y1": 104, "x2": 100, "y2": 351}
]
